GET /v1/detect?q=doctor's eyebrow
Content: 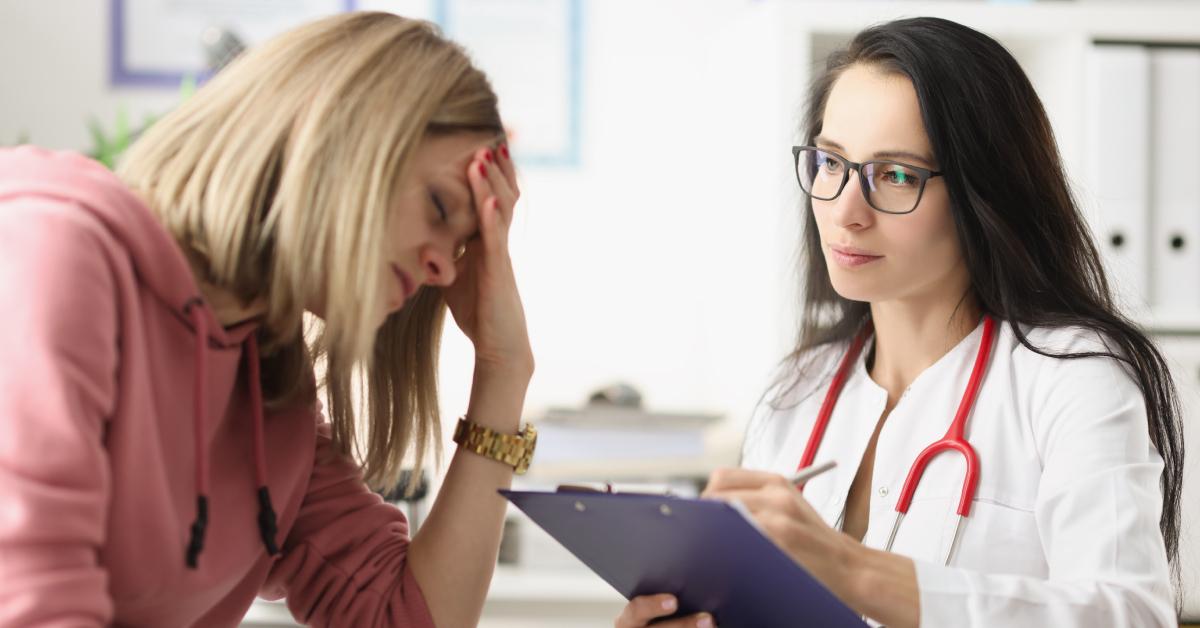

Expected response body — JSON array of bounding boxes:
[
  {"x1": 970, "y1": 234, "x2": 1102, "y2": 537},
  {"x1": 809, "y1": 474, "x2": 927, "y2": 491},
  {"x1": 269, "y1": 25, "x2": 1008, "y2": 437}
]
[{"x1": 813, "y1": 136, "x2": 936, "y2": 168}]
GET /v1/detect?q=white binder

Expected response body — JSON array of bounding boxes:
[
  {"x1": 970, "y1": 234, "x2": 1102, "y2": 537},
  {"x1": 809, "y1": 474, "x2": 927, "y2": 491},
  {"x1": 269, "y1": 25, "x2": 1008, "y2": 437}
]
[
  {"x1": 1086, "y1": 45, "x2": 1152, "y2": 315},
  {"x1": 1150, "y1": 48, "x2": 1200, "y2": 312}
]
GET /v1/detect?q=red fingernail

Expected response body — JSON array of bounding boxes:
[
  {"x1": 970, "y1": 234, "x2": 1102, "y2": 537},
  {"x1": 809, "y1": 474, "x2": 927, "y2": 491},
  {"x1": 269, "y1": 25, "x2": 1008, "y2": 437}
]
[
  {"x1": 478, "y1": 162, "x2": 488, "y2": 177},
  {"x1": 500, "y1": 144, "x2": 510, "y2": 160},
  {"x1": 485, "y1": 149, "x2": 494, "y2": 163}
]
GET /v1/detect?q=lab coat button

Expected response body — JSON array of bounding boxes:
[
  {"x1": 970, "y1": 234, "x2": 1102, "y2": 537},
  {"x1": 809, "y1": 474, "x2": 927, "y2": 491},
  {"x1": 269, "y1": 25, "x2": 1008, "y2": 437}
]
[{"x1": 878, "y1": 486, "x2": 889, "y2": 498}]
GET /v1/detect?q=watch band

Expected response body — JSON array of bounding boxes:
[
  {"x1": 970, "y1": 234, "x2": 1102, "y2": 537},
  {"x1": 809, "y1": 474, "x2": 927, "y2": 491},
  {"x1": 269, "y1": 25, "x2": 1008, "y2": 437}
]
[{"x1": 452, "y1": 417, "x2": 537, "y2": 475}]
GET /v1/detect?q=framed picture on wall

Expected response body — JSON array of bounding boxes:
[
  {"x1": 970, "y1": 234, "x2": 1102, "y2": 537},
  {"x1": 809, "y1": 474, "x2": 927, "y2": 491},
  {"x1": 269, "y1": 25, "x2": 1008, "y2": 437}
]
[
  {"x1": 432, "y1": 0, "x2": 583, "y2": 168},
  {"x1": 110, "y1": 0, "x2": 582, "y2": 168},
  {"x1": 109, "y1": 0, "x2": 357, "y2": 87}
]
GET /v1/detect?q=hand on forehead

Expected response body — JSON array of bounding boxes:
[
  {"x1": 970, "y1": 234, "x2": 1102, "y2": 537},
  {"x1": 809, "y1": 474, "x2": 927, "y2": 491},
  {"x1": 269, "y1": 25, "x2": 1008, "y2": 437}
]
[{"x1": 412, "y1": 132, "x2": 503, "y2": 230}]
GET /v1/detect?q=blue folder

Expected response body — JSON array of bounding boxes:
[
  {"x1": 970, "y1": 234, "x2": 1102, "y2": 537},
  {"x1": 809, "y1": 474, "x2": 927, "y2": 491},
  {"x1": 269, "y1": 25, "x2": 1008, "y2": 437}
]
[{"x1": 500, "y1": 489, "x2": 867, "y2": 627}]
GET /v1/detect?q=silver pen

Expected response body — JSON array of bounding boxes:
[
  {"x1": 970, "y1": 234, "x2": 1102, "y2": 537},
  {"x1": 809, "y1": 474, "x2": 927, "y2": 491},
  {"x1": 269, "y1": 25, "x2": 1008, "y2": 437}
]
[{"x1": 787, "y1": 460, "x2": 837, "y2": 487}]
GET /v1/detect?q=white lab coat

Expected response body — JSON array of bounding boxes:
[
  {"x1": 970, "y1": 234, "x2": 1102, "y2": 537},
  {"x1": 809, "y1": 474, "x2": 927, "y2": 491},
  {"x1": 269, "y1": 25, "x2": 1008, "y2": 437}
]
[{"x1": 741, "y1": 320, "x2": 1176, "y2": 627}]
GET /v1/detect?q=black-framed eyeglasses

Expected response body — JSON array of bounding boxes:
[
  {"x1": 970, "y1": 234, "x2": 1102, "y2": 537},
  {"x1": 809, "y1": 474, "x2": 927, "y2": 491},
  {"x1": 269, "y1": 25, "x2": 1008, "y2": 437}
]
[{"x1": 792, "y1": 146, "x2": 943, "y2": 215}]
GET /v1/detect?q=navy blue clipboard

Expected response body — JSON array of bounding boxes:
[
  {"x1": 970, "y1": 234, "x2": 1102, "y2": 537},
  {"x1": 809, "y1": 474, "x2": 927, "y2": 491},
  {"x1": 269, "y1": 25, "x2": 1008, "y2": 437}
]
[{"x1": 500, "y1": 489, "x2": 866, "y2": 628}]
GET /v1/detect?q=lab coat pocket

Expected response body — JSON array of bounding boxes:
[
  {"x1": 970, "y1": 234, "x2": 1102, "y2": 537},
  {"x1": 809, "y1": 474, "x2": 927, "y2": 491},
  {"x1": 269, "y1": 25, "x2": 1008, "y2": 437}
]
[
  {"x1": 946, "y1": 498, "x2": 1043, "y2": 575},
  {"x1": 887, "y1": 494, "x2": 1040, "y2": 573},
  {"x1": 884, "y1": 495, "x2": 957, "y2": 565}
]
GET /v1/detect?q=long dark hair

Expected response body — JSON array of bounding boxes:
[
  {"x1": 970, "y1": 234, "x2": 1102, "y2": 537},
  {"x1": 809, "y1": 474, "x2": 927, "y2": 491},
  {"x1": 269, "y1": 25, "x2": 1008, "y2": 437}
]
[{"x1": 778, "y1": 17, "x2": 1184, "y2": 582}]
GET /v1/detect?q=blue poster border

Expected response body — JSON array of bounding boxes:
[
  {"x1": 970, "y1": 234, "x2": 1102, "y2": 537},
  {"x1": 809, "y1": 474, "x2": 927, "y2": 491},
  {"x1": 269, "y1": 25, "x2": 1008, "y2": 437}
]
[
  {"x1": 109, "y1": 0, "x2": 358, "y2": 87},
  {"x1": 434, "y1": 0, "x2": 583, "y2": 167}
]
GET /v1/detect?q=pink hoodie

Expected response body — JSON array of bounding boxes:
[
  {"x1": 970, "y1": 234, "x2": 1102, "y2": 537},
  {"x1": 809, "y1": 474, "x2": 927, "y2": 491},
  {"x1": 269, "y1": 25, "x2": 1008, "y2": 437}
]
[{"x1": 0, "y1": 147, "x2": 435, "y2": 627}]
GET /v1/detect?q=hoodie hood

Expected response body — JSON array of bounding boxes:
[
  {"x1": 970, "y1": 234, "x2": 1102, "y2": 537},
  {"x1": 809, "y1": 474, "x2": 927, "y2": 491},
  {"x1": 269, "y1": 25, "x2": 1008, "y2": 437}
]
[
  {"x1": 0, "y1": 145, "x2": 254, "y2": 347},
  {"x1": 0, "y1": 145, "x2": 278, "y2": 568}
]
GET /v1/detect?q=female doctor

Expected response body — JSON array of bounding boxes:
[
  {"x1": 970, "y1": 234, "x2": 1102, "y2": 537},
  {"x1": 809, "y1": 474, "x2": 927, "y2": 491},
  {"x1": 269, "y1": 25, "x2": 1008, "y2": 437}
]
[{"x1": 617, "y1": 17, "x2": 1183, "y2": 628}]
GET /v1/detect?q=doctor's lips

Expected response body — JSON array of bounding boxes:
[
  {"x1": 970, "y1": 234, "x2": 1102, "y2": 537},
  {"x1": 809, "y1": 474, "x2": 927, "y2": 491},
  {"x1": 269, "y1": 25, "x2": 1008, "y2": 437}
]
[{"x1": 828, "y1": 244, "x2": 884, "y2": 268}]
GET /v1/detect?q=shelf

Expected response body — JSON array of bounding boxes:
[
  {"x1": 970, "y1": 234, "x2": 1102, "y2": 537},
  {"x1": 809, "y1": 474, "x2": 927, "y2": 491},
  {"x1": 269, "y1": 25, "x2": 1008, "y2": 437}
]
[
  {"x1": 767, "y1": 2, "x2": 1200, "y2": 41},
  {"x1": 489, "y1": 565, "x2": 624, "y2": 603},
  {"x1": 239, "y1": 568, "x2": 624, "y2": 627},
  {"x1": 526, "y1": 454, "x2": 732, "y2": 482},
  {"x1": 524, "y1": 424, "x2": 744, "y2": 483},
  {"x1": 1138, "y1": 309, "x2": 1200, "y2": 336}
]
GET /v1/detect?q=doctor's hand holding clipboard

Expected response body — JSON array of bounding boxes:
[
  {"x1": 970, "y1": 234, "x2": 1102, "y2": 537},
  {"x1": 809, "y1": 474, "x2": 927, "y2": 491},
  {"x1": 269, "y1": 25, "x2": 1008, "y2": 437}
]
[
  {"x1": 611, "y1": 462, "x2": 866, "y2": 628},
  {"x1": 612, "y1": 463, "x2": 919, "y2": 628}
]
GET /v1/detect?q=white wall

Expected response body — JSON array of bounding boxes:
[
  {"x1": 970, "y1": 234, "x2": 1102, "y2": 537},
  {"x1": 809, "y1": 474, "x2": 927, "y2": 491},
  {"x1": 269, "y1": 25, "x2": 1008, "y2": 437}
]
[{"x1": 0, "y1": 1, "x2": 179, "y2": 149}]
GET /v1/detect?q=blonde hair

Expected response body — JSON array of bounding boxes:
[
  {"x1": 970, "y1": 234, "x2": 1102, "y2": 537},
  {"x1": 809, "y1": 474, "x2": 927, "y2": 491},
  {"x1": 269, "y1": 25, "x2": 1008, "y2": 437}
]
[{"x1": 118, "y1": 12, "x2": 503, "y2": 489}]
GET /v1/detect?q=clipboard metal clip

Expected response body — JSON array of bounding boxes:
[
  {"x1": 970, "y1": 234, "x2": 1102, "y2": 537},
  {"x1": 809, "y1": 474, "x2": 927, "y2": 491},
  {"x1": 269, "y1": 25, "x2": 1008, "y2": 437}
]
[{"x1": 555, "y1": 482, "x2": 677, "y2": 497}]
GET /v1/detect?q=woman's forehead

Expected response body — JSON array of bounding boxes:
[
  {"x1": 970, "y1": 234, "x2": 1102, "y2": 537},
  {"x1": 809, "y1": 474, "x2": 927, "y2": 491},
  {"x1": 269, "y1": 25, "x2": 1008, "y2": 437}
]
[
  {"x1": 414, "y1": 132, "x2": 498, "y2": 172},
  {"x1": 821, "y1": 65, "x2": 932, "y2": 162}
]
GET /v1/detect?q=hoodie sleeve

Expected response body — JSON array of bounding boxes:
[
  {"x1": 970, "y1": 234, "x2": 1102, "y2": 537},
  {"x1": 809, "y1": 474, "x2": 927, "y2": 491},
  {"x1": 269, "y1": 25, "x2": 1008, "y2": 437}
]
[
  {"x1": 0, "y1": 198, "x2": 119, "y2": 626},
  {"x1": 260, "y1": 424, "x2": 435, "y2": 628}
]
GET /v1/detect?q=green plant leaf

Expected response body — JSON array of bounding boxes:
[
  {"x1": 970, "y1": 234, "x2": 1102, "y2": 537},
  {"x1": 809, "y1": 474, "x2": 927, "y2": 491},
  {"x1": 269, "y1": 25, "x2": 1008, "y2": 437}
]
[
  {"x1": 113, "y1": 107, "x2": 131, "y2": 160},
  {"x1": 179, "y1": 73, "x2": 197, "y2": 101},
  {"x1": 87, "y1": 117, "x2": 114, "y2": 168}
]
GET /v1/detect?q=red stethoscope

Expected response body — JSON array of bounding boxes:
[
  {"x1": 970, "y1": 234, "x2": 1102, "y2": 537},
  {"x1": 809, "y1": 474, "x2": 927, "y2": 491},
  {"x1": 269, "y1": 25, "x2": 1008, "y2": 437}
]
[{"x1": 796, "y1": 315, "x2": 997, "y2": 565}]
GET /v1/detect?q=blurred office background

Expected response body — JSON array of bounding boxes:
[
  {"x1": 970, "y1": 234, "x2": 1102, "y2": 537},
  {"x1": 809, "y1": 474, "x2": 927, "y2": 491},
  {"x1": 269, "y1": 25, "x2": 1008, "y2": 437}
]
[{"x1": 2, "y1": 1, "x2": 1200, "y2": 625}]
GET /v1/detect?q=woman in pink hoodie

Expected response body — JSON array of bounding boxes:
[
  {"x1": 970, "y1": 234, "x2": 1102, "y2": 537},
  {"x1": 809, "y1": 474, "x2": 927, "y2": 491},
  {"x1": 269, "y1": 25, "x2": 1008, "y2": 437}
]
[{"x1": 0, "y1": 12, "x2": 533, "y2": 627}]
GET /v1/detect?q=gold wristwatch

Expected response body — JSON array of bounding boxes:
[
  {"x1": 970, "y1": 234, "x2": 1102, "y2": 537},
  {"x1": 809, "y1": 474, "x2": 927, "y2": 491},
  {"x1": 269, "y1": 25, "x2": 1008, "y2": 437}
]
[{"x1": 452, "y1": 417, "x2": 537, "y2": 475}]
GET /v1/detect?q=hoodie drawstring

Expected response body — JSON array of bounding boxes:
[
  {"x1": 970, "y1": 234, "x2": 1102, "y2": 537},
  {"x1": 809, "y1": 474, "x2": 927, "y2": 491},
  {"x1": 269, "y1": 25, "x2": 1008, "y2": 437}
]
[
  {"x1": 185, "y1": 299, "x2": 209, "y2": 569},
  {"x1": 184, "y1": 298, "x2": 280, "y2": 569},
  {"x1": 245, "y1": 334, "x2": 280, "y2": 556}
]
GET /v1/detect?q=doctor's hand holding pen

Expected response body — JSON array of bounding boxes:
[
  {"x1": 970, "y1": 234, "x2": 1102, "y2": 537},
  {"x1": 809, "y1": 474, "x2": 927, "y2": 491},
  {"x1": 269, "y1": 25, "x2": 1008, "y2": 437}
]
[{"x1": 614, "y1": 461, "x2": 921, "y2": 628}]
